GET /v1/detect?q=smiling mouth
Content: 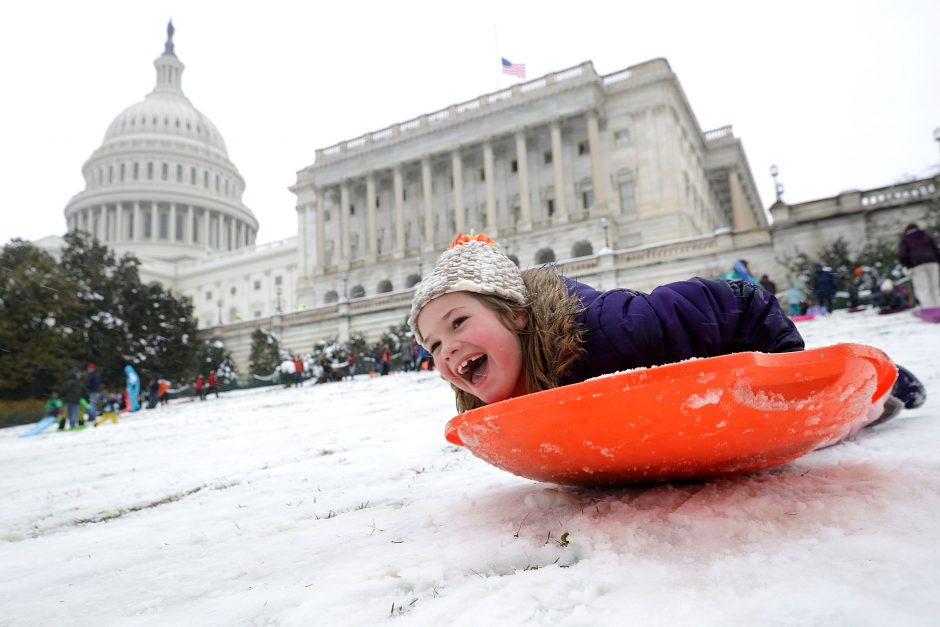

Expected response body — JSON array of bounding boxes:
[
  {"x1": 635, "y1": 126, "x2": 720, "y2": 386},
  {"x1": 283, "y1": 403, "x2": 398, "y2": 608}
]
[{"x1": 457, "y1": 354, "x2": 488, "y2": 385}]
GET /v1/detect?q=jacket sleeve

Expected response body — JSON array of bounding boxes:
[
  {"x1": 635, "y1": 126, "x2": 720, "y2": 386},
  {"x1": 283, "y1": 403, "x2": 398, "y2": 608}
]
[
  {"x1": 577, "y1": 278, "x2": 804, "y2": 376},
  {"x1": 898, "y1": 237, "x2": 911, "y2": 268}
]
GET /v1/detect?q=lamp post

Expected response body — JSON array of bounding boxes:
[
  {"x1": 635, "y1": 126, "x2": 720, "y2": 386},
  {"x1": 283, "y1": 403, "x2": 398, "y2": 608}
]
[
  {"x1": 275, "y1": 287, "x2": 282, "y2": 315},
  {"x1": 342, "y1": 272, "x2": 349, "y2": 302},
  {"x1": 934, "y1": 127, "x2": 940, "y2": 166},
  {"x1": 600, "y1": 217, "x2": 610, "y2": 249},
  {"x1": 770, "y1": 165, "x2": 784, "y2": 201},
  {"x1": 416, "y1": 256, "x2": 423, "y2": 281},
  {"x1": 216, "y1": 299, "x2": 223, "y2": 325}
]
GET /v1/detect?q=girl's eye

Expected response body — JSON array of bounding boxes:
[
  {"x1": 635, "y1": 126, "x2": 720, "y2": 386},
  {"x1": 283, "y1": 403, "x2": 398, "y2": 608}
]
[
  {"x1": 452, "y1": 316, "x2": 467, "y2": 330},
  {"x1": 430, "y1": 341, "x2": 440, "y2": 354}
]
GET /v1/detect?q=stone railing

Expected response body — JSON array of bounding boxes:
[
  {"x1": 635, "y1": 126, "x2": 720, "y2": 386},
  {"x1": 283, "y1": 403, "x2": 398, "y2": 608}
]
[
  {"x1": 615, "y1": 233, "x2": 721, "y2": 265},
  {"x1": 860, "y1": 178, "x2": 938, "y2": 208},
  {"x1": 348, "y1": 289, "x2": 414, "y2": 313},
  {"x1": 704, "y1": 126, "x2": 733, "y2": 143},
  {"x1": 177, "y1": 236, "x2": 296, "y2": 269}
]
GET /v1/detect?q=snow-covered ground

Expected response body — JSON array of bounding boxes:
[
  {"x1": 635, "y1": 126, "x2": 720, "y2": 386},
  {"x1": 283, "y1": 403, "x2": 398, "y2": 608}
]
[{"x1": 1, "y1": 308, "x2": 938, "y2": 626}]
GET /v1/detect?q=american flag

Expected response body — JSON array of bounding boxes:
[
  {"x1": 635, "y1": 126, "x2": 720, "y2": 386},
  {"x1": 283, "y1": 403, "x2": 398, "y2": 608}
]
[{"x1": 501, "y1": 57, "x2": 526, "y2": 79}]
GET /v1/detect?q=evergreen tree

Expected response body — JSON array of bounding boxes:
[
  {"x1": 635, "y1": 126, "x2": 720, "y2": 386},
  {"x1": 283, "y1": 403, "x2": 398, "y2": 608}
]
[
  {"x1": 248, "y1": 329, "x2": 280, "y2": 377},
  {"x1": 57, "y1": 232, "x2": 199, "y2": 388},
  {"x1": 193, "y1": 336, "x2": 238, "y2": 384},
  {"x1": 0, "y1": 240, "x2": 82, "y2": 399}
]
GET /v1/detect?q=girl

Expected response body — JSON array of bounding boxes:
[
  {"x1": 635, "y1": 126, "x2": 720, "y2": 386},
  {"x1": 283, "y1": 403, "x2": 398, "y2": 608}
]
[{"x1": 410, "y1": 233, "x2": 922, "y2": 426}]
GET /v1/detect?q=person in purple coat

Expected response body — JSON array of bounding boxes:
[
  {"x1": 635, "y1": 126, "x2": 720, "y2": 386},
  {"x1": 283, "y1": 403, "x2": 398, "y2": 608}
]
[
  {"x1": 410, "y1": 233, "x2": 923, "y2": 430},
  {"x1": 898, "y1": 223, "x2": 940, "y2": 308}
]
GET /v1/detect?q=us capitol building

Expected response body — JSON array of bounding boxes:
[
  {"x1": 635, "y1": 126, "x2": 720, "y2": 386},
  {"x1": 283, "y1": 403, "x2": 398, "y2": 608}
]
[{"x1": 48, "y1": 24, "x2": 938, "y2": 372}]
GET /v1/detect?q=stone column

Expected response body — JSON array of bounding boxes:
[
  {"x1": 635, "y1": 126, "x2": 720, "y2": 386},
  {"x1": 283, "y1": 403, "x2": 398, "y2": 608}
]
[
  {"x1": 366, "y1": 173, "x2": 377, "y2": 262},
  {"x1": 169, "y1": 203, "x2": 177, "y2": 242},
  {"x1": 184, "y1": 205, "x2": 193, "y2": 244},
  {"x1": 150, "y1": 204, "x2": 158, "y2": 241},
  {"x1": 393, "y1": 165, "x2": 405, "y2": 258},
  {"x1": 483, "y1": 140, "x2": 498, "y2": 236},
  {"x1": 315, "y1": 192, "x2": 326, "y2": 271},
  {"x1": 339, "y1": 182, "x2": 351, "y2": 266},
  {"x1": 514, "y1": 131, "x2": 532, "y2": 230},
  {"x1": 421, "y1": 157, "x2": 434, "y2": 250},
  {"x1": 227, "y1": 217, "x2": 234, "y2": 250},
  {"x1": 133, "y1": 202, "x2": 141, "y2": 240},
  {"x1": 729, "y1": 169, "x2": 758, "y2": 231},
  {"x1": 587, "y1": 111, "x2": 608, "y2": 212},
  {"x1": 91, "y1": 206, "x2": 101, "y2": 241},
  {"x1": 115, "y1": 202, "x2": 124, "y2": 241},
  {"x1": 204, "y1": 208, "x2": 212, "y2": 250},
  {"x1": 550, "y1": 120, "x2": 569, "y2": 224},
  {"x1": 451, "y1": 150, "x2": 465, "y2": 234},
  {"x1": 296, "y1": 204, "x2": 308, "y2": 276}
]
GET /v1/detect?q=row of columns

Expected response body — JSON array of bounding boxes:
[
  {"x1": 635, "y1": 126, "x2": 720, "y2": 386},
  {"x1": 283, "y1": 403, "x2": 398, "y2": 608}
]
[
  {"x1": 68, "y1": 203, "x2": 256, "y2": 251},
  {"x1": 302, "y1": 112, "x2": 608, "y2": 273}
]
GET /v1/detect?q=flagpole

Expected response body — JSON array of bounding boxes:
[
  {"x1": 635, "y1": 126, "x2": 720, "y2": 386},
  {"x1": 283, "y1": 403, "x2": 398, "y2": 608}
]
[{"x1": 494, "y1": 24, "x2": 500, "y2": 91}]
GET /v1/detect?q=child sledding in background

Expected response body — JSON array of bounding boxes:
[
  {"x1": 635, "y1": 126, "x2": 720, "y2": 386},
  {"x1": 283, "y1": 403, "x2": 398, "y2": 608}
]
[{"x1": 410, "y1": 233, "x2": 925, "y2": 441}]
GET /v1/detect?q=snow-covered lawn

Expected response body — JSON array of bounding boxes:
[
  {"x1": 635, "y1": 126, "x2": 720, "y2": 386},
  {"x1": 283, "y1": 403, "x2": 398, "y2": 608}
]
[{"x1": 1, "y1": 309, "x2": 938, "y2": 626}]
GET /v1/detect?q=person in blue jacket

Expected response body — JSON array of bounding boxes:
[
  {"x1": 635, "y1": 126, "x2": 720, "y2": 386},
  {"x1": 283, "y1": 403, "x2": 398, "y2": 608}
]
[
  {"x1": 410, "y1": 233, "x2": 923, "y2": 432},
  {"x1": 720, "y1": 259, "x2": 761, "y2": 286},
  {"x1": 124, "y1": 364, "x2": 141, "y2": 412}
]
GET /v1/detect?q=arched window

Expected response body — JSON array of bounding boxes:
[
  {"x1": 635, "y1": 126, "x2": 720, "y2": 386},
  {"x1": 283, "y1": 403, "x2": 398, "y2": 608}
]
[
  {"x1": 350, "y1": 285, "x2": 365, "y2": 299},
  {"x1": 324, "y1": 290, "x2": 339, "y2": 304},
  {"x1": 376, "y1": 279, "x2": 393, "y2": 293},
  {"x1": 571, "y1": 240, "x2": 593, "y2": 257},
  {"x1": 535, "y1": 247, "x2": 556, "y2": 264},
  {"x1": 405, "y1": 274, "x2": 421, "y2": 288},
  {"x1": 508, "y1": 254, "x2": 520, "y2": 267}
]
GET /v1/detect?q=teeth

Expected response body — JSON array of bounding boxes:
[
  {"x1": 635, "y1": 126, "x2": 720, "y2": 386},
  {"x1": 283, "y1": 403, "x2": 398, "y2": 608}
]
[{"x1": 457, "y1": 355, "x2": 479, "y2": 375}]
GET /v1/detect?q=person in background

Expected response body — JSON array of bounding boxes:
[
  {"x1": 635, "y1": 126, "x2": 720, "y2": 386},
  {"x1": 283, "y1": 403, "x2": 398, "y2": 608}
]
[
  {"x1": 147, "y1": 375, "x2": 160, "y2": 409},
  {"x1": 877, "y1": 279, "x2": 905, "y2": 314},
  {"x1": 59, "y1": 369, "x2": 86, "y2": 430},
  {"x1": 720, "y1": 259, "x2": 761, "y2": 285},
  {"x1": 195, "y1": 374, "x2": 205, "y2": 401},
  {"x1": 811, "y1": 264, "x2": 837, "y2": 314},
  {"x1": 347, "y1": 351, "x2": 357, "y2": 379},
  {"x1": 759, "y1": 274, "x2": 777, "y2": 295},
  {"x1": 94, "y1": 391, "x2": 120, "y2": 426},
  {"x1": 400, "y1": 335, "x2": 415, "y2": 372},
  {"x1": 293, "y1": 355, "x2": 305, "y2": 387},
  {"x1": 785, "y1": 282, "x2": 805, "y2": 316},
  {"x1": 85, "y1": 363, "x2": 101, "y2": 423},
  {"x1": 898, "y1": 223, "x2": 940, "y2": 308},
  {"x1": 380, "y1": 345, "x2": 392, "y2": 376},
  {"x1": 124, "y1": 364, "x2": 141, "y2": 412},
  {"x1": 207, "y1": 371, "x2": 220, "y2": 398},
  {"x1": 44, "y1": 392, "x2": 63, "y2": 421}
]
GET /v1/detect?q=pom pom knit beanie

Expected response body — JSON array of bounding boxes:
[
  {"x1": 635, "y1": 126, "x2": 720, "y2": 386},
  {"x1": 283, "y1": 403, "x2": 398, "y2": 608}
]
[{"x1": 409, "y1": 233, "x2": 526, "y2": 345}]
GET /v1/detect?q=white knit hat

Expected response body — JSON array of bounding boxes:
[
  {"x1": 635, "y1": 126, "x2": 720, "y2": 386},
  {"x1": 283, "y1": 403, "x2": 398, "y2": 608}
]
[{"x1": 409, "y1": 234, "x2": 526, "y2": 345}]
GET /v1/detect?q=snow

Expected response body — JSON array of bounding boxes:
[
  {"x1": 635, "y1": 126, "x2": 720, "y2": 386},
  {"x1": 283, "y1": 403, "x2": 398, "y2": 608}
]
[{"x1": 1, "y1": 308, "x2": 939, "y2": 625}]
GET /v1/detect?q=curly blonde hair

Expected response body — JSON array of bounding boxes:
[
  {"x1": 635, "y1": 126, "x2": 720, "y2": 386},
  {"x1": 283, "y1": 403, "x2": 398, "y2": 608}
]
[{"x1": 452, "y1": 267, "x2": 585, "y2": 413}]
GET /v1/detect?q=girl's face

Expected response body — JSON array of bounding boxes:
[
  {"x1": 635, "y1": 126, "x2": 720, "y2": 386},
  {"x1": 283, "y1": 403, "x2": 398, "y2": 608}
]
[{"x1": 417, "y1": 291, "x2": 528, "y2": 405}]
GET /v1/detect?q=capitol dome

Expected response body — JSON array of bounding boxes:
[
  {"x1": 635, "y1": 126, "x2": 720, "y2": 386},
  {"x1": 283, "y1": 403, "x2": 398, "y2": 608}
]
[{"x1": 64, "y1": 22, "x2": 259, "y2": 262}]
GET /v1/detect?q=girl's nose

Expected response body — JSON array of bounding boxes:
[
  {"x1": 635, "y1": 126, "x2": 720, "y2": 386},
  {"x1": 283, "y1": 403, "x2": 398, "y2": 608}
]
[{"x1": 443, "y1": 338, "x2": 460, "y2": 361}]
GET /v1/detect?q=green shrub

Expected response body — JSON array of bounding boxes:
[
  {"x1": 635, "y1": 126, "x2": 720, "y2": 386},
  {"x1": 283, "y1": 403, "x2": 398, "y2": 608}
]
[{"x1": 0, "y1": 399, "x2": 46, "y2": 430}]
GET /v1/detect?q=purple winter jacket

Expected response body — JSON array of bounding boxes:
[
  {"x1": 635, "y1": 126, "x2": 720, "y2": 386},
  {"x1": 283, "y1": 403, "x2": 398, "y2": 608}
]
[
  {"x1": 898, "y1": 227, "x2": 940, "y2": 268},
  {"x1": 559, "y1": 277, "x2": 804, "y2": 386}
]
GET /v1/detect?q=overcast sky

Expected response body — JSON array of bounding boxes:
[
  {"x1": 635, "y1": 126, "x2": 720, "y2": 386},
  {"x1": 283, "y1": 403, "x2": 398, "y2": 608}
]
[{"x1": 2, "y1": 0, "x2": 938, "y2": 247}]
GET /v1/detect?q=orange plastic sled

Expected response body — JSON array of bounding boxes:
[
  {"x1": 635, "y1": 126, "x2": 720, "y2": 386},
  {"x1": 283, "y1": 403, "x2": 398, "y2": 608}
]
[{"x1": 444, "y1": 343, "x2": 897, "y2": 486}]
